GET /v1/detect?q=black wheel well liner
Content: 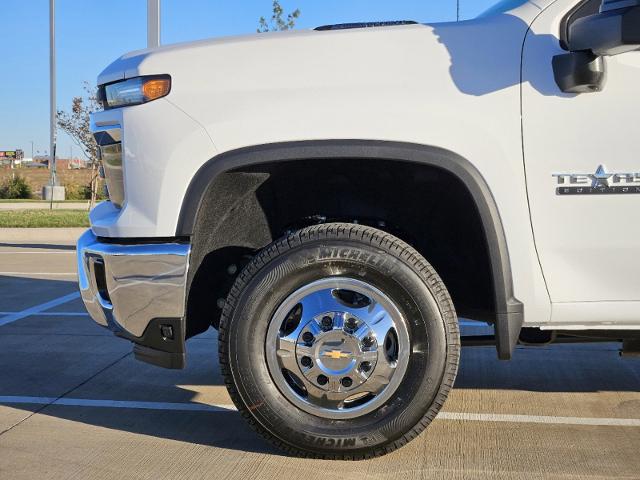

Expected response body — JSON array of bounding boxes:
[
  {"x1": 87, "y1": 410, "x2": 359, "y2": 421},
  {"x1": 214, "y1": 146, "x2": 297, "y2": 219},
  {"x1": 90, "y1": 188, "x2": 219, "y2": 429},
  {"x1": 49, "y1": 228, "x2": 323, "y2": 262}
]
[{"x1": 178, "y1": 140, "x2": 524, "y2": 359}]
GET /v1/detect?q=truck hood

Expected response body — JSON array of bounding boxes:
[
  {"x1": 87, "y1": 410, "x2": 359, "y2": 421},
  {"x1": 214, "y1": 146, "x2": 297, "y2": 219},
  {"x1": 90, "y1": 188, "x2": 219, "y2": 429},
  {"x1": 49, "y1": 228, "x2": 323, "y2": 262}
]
[
  {"x1": 98, "y1": 28, "x2": 335, "y2": 85},
  {"x1": 96, "y1": 0, "x2": 549, "y2": 86}
]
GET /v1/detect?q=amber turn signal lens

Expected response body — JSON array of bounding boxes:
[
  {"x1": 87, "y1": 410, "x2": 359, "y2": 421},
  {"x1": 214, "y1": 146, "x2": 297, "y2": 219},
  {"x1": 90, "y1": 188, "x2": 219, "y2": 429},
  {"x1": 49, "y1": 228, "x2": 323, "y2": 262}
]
[{"x1": 142, "y1": 78, "x2": 171, "y2": 101}]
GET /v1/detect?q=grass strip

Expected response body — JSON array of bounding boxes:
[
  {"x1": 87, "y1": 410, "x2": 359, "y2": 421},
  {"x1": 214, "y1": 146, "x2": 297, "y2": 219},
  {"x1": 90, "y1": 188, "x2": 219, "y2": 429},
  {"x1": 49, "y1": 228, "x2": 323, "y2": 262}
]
[{"x1": 0, "y1": 209, "x2": 89, "y2": 228}]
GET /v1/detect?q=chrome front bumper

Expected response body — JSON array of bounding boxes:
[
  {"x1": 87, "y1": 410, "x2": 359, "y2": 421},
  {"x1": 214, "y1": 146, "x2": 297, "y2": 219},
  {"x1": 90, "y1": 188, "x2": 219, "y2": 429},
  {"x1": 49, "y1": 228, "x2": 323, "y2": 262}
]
[{"x1": 76, "y1": 229, "x2": 191, "y2": 339}]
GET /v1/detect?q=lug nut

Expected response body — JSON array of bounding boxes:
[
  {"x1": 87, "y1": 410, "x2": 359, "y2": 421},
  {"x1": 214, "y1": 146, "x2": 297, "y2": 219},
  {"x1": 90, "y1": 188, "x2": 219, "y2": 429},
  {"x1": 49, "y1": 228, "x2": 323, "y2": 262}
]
[
  {"x1": 345, "y1": 317, "x2": 358, "y2": 330},
  {"x1": 317, "y1": 375, "x2": 329, "y2": 385},
  {"x1": 341, "y1": 377, "x2": 353, "y2": 387},
  {"x1": 301, "y1": 356, "x2": 313, "y2": 368},
  {"x1": 321, "y1": 316, "x2": 333, "y2": 330},
  {"x1": 302, "y1": 332, "x2": 315, "y2": 344},
  {"x1": 362, "y1": 337, "x2": 374, "y2": 348},
  {"x1": 360, "y1": 361, "x2": 372, "y2": 372}
]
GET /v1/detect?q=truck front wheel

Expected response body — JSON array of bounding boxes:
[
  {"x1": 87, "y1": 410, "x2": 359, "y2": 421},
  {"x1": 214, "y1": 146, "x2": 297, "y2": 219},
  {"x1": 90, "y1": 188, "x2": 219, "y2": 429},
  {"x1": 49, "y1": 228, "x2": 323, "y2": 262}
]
[{"x1": 218, "y1": 223, "x2": 460, "y2": 459}]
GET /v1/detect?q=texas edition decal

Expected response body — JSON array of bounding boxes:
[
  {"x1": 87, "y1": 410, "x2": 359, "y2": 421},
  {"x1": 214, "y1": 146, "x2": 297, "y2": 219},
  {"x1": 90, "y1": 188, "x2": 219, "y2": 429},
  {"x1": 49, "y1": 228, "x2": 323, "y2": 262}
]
[{"x1": 553, "y1": 165, "x2": 640, "y2": 195}]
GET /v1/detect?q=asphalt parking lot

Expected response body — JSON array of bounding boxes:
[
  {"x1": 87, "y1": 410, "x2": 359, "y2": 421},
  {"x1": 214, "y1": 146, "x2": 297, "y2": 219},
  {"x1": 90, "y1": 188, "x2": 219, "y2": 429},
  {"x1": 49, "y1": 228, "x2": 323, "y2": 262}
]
[{"x1": 0, "y1": 230, "x2": 639, "y2": 480}]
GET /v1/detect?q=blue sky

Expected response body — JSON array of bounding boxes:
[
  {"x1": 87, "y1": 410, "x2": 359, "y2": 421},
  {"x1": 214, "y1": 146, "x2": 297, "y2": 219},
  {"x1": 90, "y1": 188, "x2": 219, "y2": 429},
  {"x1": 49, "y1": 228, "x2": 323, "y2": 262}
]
[{"x1": 0, "y1": 0, "x2": 497, "y2": 159}]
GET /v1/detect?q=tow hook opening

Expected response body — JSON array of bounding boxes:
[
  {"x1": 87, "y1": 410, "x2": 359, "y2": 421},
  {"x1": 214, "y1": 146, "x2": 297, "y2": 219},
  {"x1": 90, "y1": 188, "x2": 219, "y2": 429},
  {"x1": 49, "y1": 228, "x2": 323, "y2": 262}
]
[{"x1": 91, "y1": 256, "x2": 111, "y2": 304}]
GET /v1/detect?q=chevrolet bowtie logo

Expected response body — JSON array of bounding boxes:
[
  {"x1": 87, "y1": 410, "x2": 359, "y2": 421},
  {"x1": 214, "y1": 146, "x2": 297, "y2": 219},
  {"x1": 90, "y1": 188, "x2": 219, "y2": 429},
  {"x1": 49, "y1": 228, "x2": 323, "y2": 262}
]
[{"x1": 322, "y1": 350, "x2": 352, "y2": 360}]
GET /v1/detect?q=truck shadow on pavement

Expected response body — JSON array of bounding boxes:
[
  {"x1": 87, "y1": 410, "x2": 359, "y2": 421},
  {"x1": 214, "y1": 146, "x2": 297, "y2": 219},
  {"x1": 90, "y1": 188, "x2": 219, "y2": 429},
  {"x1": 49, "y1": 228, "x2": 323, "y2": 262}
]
[
  {"x1": 1, "y1": 276, "x2": 639, "y2": 454},
  {"x1": 455, "y1": 344, "x2": 640, "y2": 393},
  {"x1": 44, "y1": 404, "x2": 284, "y2": 455},
  {"x1": 13, "y1": 339, "x2": 640, "y2": 454}
]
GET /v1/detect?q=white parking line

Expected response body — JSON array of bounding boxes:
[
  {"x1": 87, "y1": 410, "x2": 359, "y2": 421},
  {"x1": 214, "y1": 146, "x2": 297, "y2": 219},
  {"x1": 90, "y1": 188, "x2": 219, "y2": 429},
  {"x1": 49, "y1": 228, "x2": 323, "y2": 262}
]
[
  {"x1": 0, "y1": 396, "x2": 639, "y2": 427},
  {"x1": 0, "y1": 292, "x2": 81, "y2": 326},
  {"x1": 437, "y1": 412, "x2": 640, "y2": 427}
]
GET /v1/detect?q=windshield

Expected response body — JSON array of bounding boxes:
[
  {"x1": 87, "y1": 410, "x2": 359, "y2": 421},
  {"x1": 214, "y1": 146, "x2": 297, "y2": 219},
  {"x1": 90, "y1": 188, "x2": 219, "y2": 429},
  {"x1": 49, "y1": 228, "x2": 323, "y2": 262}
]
[{"x1": 477, "y1": 0, "x2": 530, "y2": 17}]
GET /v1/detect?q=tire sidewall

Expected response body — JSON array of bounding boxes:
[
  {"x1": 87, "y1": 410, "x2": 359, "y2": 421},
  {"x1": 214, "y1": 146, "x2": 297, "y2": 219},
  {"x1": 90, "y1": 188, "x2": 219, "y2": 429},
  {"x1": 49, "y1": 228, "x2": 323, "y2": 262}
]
[{"x1": 225, "y1": 237, "x2": 451, "y2": 455}]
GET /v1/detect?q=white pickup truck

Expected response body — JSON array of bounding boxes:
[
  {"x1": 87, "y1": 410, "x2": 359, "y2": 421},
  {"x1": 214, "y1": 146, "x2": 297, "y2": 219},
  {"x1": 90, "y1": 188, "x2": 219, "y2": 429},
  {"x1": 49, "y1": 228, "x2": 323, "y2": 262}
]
[{"x1": 77, "y1": 0, "x2": 640, "y2": 459}]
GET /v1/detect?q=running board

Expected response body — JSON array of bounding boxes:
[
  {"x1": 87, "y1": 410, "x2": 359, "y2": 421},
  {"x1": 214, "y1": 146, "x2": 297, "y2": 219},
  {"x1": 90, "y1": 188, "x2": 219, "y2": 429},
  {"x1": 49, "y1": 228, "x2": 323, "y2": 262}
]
[{"x1": 461, "y1": 334, "x2": 625, "y2": 348}]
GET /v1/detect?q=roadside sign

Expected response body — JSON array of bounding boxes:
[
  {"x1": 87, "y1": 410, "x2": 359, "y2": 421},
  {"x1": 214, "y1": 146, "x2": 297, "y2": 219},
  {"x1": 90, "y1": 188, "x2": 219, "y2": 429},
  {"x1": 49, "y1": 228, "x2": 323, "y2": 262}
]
[{"x1": 0, "y1": 150, "x2": 23, "y2": 159}]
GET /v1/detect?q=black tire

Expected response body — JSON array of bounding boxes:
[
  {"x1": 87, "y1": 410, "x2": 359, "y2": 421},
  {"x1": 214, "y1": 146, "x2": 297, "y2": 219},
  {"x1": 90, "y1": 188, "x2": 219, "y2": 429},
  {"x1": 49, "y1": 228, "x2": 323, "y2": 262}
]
[{"x1": 219, "y1": 223, "x2": 460, "y2": 459}]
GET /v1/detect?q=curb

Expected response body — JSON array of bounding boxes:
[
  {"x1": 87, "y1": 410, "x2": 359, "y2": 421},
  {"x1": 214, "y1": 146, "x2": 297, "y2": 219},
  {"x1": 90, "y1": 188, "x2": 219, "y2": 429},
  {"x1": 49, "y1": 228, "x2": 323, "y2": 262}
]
[
  {"x1": 0, "y1": 202, "x2": 90, "y2": 211},
  {"x1": 0, "y1": 228, "x2": 86, "y2": 243}
]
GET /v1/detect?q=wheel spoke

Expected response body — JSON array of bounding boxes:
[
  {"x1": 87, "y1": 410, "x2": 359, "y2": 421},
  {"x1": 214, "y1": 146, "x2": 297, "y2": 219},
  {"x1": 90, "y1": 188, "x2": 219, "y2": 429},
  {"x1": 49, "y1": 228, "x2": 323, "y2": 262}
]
[
  {"x1": 276, "y1": 333, "x2": 296, "y2": 354},
  {"x1": 305, "y1": 382, "x2": 344, "y2": 410},
  {"x1": 298, "y1": 289, "x2": 344, "y2": 319},
  {"x1": 368, "y1": 307, "x2": 395, "y2": 342},
  {"x1": 275, "y1": 345, "x2": 300, "y2": 373},
  {"x1": 373, "y1": 354, "x2": 396, "y2": 380},
  {"x1": 332, "y1": 312, "x2": 345, "y2": 330},
  {"x1": 363, "y1": 373, "x2": 391, "y2": 394},
  {"x1": 306, "y1": 319, "x2": 323, "y2": 336},
  {"x1": 365, "y1": 299, "x2": 388, "y2": 320},
  {"x1": 352, "y1": 323, "x2": 371, "y2": 341},
  {"x1": 277, "y1": 319, "x2": 306, "y2": 348},
  {"x1": 361, "y1": 349, "x2": 378, "y2": 362},
  {"x1": 299, "y1": 288, "x2": 380, "y2": 319},
  {"x1": 346, "y1": 372, "x2": 373, "y2": 396},
  {"x1": 303, "y1": 363, "x2": 323, "y2": 379},
  {"x1": 295, "y1": 343, "x2": 313, "y2": 358}
]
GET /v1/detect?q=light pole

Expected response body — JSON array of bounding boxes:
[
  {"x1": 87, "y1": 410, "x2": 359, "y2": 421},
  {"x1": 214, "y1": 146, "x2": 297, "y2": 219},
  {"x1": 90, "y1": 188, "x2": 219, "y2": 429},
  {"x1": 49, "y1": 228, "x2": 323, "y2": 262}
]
[
  {"x1": 148, "y1": 0, "x2": 161, "y2": 48},
  {"x1": 45, "y1": 0, "x2": 65, "y2": 202},
  {"x1": 30, "y1": 140, "x2": 34, "y2": 159},
  {"x1": 49, "y1": 0, "x2": 57, "y2": 186}
]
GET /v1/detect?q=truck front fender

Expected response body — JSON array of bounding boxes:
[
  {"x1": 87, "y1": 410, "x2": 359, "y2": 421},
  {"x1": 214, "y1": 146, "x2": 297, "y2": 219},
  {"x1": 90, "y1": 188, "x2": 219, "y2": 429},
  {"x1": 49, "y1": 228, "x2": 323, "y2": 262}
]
[{"x1": 178, "y1": 140, "x2": 524, "y2": 359}]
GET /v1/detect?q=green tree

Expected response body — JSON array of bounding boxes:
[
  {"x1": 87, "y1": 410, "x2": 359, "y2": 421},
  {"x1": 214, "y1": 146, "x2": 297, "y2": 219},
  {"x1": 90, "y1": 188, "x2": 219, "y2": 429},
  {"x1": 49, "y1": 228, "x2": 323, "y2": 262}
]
[
  {"x1": 258, "y1": 0, "x2": 301, "y2": 32},
  {"x1": 57, "y1": 83, "x2": 101, "y2": 206}
]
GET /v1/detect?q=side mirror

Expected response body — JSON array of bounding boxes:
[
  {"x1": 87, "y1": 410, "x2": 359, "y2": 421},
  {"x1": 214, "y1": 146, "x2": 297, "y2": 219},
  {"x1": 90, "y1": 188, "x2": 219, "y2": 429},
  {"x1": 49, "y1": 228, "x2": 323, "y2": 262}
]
[
  {"x1": 554, "y1": 0, "x2": 640, "y2": 93},
  {"x1": 568, "y1": 1, "x2": 640, "y2": 56}
]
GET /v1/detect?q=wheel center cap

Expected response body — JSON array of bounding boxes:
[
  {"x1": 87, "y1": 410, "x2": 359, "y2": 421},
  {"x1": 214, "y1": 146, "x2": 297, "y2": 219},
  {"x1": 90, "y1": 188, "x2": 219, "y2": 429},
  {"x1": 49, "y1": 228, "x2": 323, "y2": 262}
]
[{"x1": 316, "y1": 333, "x2": 359, "y2": 374}]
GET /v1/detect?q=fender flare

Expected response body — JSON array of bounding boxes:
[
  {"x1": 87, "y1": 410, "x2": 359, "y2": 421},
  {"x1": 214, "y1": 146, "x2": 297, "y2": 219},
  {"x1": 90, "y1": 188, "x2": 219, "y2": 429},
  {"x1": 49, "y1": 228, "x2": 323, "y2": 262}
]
[{"x1": 177, "y1": 140, "x2": 524, "y2": 359}]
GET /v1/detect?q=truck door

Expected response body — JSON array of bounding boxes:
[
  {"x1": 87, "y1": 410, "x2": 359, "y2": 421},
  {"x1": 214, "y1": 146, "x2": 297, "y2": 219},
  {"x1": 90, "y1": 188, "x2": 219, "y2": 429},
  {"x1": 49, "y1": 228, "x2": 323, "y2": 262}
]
[{"x1": 521, "y1": 0, "x2": 640, "y2": 325}]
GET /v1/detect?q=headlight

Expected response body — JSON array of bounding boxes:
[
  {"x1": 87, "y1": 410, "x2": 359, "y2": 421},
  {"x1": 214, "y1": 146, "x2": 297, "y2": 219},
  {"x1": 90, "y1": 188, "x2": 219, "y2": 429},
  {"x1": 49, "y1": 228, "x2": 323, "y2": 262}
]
[{"x1": 99, "y1": 75, "x2": 171, "y2": 109}]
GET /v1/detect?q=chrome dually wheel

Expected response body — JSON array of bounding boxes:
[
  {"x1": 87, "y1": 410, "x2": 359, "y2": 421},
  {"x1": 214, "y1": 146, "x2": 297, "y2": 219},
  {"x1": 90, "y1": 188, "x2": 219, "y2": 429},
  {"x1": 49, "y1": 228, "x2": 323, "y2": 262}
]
[
  {"x1": 266, "y1": 277, "x2": 410, "y2": 419},
  {"x1": 220, "y1": 223, "x2": 460, "y2": 458}
]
